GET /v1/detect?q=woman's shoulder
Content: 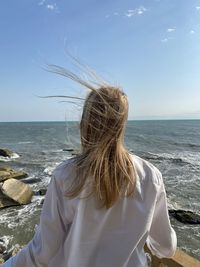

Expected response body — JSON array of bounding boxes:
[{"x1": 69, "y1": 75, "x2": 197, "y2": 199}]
[
  {"x1": 129, "y1": 152, "x2": 163, "y2": 186},
  {"x1": 52, "y1": 157, "x2": 77, "y2": 185}
]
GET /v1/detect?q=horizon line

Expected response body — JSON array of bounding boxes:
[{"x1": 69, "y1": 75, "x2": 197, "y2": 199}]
[{"x1": 0, "y1": 118, "x2": 200, "y2": 123}]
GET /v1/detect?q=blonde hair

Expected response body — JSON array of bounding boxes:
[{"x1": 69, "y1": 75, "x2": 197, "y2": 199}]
[{"x1": 48, "y1": 64, "x2": 137, "y2": 209}]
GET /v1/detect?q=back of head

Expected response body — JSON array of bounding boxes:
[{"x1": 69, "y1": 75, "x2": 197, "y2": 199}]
[
  {"x1": 80, "y1": 86, "x2": 128, "y2": 151},
  {"x1": 66, "y1": 86, "x2": 137, "y2": 209}
]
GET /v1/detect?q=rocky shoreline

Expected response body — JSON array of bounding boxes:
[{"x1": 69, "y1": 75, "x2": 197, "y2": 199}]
[
  {"x1": 0, "y1": 148, "x2": 48, "y2": 264},
  {"x1": 0, "y1": 242, "x2": 22, "y2": 264},
  {"x1": 0, "y1": 165, "x2": 32, "y2": 209},
  {"x1": 0, "y1": 147, "x2": 200, "y2": 264}
]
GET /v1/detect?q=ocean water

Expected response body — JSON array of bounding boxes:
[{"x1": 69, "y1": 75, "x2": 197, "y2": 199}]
[{"x1": 0, "y1": 120, "x2": 200, "y2": 260}]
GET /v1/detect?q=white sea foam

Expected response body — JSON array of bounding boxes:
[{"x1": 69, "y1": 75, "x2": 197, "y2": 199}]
[
  {"x1": 167, "y1": 197, "x2": 183, "y2": 210},
  {"x1": 21, "y1": 173, "x2": 50, "y2": 190},
  {"x1": 17, "y1": 141, "x2": 33, "y2": 144},
  {"x1": 31, "y1": 195, "x2": 45, "y2": 202},
  {"x1": 43, "y1": 166, "x2": 56, "y2": 176},
  {"x1": 0, "y1": 235, "x2": 13, "y2": 246},
  {"x1": 10, "y1": 153, "x2": 20, "y2": 159},
  {"x1": 52, "y1": 149, "x2": 64, "y2": 153},
  {"x1": 154, "y1": 151, "x2": 200, "y2": 166},
  {"x1": 0, "y1": 156, "x2": 10, "y2": 162},
  {"x1": 1, "y1": 201, "x2": 41, "y2": 229},
  {"x1": 0, "y1": 153, "x2": 20, "y2": 162},
  {"x1": 43, "y1": 157, "x2": 72, "y2": 175}
]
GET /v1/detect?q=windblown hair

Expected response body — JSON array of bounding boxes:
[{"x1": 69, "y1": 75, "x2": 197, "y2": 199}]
[{"x1": 48, "y1": 64, "x2": 137, "y2": 209}]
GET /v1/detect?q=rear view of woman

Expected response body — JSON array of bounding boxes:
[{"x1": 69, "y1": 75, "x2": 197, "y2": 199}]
[{"x1": 1, "y1": 71, "x2": 177, "y2": 267}]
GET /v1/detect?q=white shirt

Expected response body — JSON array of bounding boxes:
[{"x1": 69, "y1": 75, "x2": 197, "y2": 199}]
[{"x1": 2, "y1": 154, "x2": 177, "y2": 267}]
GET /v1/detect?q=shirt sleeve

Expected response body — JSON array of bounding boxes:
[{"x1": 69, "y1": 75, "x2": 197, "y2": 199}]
[
  {"x1": 1, "y1": 175, "x2": 68, "y2": 267},
  {"x1": 146, "y1": 172, "x2": 177, "y2": 258}
]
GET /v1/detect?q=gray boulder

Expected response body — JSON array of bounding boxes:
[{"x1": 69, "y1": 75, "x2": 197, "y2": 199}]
[
  {"x1": 63, "y1": 148, "x2": 74, "y2": 152},
  {"x1": 0, "y1": 149, "x2": 14, "y2": 158},
  {"x1": 21, "y1": 177, "x2": 40, "y2": 184},
  {"x1": 169, "y1": 209, "x2": 200, "y2": 224}
]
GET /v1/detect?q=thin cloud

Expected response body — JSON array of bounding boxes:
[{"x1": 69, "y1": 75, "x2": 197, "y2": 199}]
[
  {"x1": 46, "y1": 4, "x2": 55, "y2": 10},
  {"x1": 38, "y1": 1, "x2": 59, "y2": 12},
  {"x1": 125, "y1": 6, "x2": 147, "y2": 18},
  {"x1": 106, "y1": 6, "x2": 147, "y2": 20},
  {"x1": 167, "y1": 28, "x2": 175, "y2": 32},
  {"x1": 46, "y1": 3, "x2": 59, "y2": 12},
  {"x1": 126, "y1": 10, "x2": 135, "y2": 17},
  {"x1": 161, "y1": 28, "x2": 175, "y2": 43},
  {"x1": 196, "y1": 6, "x2": 200, "y2": 10},
  {"x1": 190, "y1": 30, "x2": 195, "y2": 34},
  {"x1": 137, "y1": 6, "x2": 147, "y2": 15}
]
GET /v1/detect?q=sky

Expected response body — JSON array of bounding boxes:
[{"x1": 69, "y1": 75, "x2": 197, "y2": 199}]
[{"x1": 0, "y1": 0, "x2": 200, "y2": 121}]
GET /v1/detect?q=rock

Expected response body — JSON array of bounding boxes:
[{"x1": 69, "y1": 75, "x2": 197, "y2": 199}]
[
  {"x1": 21, "y1": 177, "x2": 40, "y2": 184},
  {"x1": 11, "y1": 244, "x2": 22, "y2": 256},
  {"x1": 11, "y1": 171, "x2": 27, "y2": 180},
  {"x1": 169, "y1": 209, "x2": 200, "y2": 224},
  {"x1": 2, "y1": 178, "x2": 33, "y2": 205},
  {"x1": 0, "y1": 243, "x2": 6, "y2": 254},
  {"x1": 0, "y1": 189, "x2": 19, "y2": 209},
  {"x1": 171, "y1": 158, "x2": 186, "y2": 164},
  {"x1": 34, "y1": 189, "x2": 47, "y2": 196},
  {"x1": 1, "y1": 251, "x2": 12, "y2": 262},
  {"x1": 0, "y1": 171, "x2": 11, "y2": 182},
  {"x1": 0, "y1": 149, "x2": 14, "y2": 158},
  {"x1": 63, "y1": 148, "x2": 74, "y2": 152},
  {"x1": 0, "y1": 244, "x2": 22, "y2": 263},
  {"x1": 0, "y1": 239, "x2": 8, "y2": 264},
  {"x1": 0, "y1": 169, "x2": 28, "y2": 182},
  {"x1": 0, "y1": 166, "x2": 11, "y2": 172}
]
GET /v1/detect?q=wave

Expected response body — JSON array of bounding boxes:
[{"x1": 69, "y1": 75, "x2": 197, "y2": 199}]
[
  {"x1": 17, "y1": 141, "x2": 33, "y2": 144},
  {"x1": 0, "y1": 153, "x2": 20, "y2": 162},
  {"x1": 167, "y1": 196, "x2": 184, "y2": 210},
  {"x1": 138, "y1": 151, "x2": 192, "y2": 165},
  {"x1": 0, "y1": 200, "x2": 41, "y2": 229},
  {"x1": 171, "y1": 141, "x2": 200, "y2": 149}
]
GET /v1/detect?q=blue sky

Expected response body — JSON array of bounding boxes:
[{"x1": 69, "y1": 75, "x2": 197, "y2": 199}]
[{"x1": 0, "y1": 0, "x2": 200, "y2": 121}]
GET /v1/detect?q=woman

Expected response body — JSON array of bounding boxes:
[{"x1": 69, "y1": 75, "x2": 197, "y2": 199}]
[{"x1": 1, "y1": 72, "x2": 177, "y2": 267}]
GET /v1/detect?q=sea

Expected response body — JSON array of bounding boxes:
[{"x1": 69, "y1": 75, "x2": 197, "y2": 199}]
[{"x1": 0, "y1": 120, "x2": 200, "y2": 260}]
